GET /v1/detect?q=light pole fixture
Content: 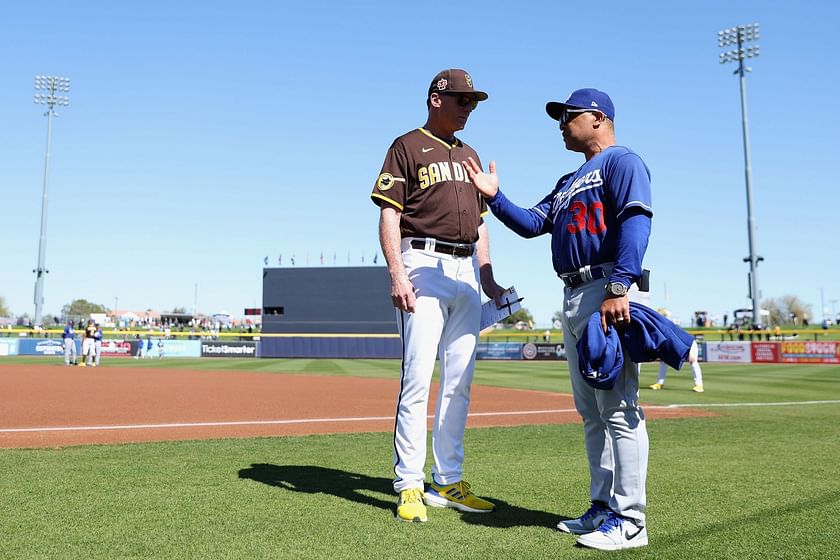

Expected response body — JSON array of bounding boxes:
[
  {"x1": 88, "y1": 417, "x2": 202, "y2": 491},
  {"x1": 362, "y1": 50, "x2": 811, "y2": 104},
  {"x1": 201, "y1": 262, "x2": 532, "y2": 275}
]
[
  {"x1": 32, "y1": 75, "x2": 70, "y2": 327},
  {"x1": 718, "y1": 24, "x2": 762, "y2": 327}
]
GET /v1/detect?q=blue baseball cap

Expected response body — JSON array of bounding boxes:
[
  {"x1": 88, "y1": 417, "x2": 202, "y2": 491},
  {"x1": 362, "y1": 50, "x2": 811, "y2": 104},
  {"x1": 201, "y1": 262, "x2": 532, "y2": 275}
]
[
  {"x1": 576, "y1": 312, "x2": 624, "y2": 390},
  {"x1": 546, "y1": 88, "x2": 615, "y2": 121}
]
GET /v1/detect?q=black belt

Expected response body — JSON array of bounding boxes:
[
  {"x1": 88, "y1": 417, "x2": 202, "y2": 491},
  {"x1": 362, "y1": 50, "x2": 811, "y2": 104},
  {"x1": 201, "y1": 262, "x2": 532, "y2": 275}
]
[
  {"x1": 410, "y1": 239, "x2": 475, "y2": 258},
  {"x1": 559, "y1": 265, "x2": 608, "y2": 288}
]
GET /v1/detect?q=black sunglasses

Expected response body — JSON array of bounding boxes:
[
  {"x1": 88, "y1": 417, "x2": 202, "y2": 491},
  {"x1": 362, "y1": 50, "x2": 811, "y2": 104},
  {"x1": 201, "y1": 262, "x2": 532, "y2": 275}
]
[
  {"x1": 559, "y1": 108, "x2": 598, "y2": 126},
  {"x1": 441, "y1": 92, "x2": 479, "y2": 110}
]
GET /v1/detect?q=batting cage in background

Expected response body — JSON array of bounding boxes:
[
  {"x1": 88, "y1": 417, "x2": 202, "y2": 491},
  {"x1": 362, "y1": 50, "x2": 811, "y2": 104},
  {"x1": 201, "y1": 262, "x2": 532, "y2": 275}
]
[{"x1": 260, "y1": 267, "x2": 400, "y2": 358}]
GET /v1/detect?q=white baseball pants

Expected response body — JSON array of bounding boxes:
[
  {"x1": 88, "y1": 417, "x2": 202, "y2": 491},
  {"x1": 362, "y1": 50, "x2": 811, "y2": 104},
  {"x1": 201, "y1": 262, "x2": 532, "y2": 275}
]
[
  {"x1": 82, "y1": 339, "x2": 95, "y2": 364},
  {"x1": 392, "y1": 240, "x2": 481, "y2": 493},
  {"x1": 561, "y1": 274, "x2": 649, "y2": 526},
  {"x1": 656, "y1": 341, "x2": 703, "y2": 385},
  {"x1": 64, "y1": 338, "x2": 76, "y2": 365}
]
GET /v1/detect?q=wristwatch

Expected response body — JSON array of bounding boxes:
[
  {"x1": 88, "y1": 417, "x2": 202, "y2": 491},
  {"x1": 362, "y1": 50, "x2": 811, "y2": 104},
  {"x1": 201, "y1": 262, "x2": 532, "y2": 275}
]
[{"x1": 606, "y1": 282, "x2": 628, "y2": 297}]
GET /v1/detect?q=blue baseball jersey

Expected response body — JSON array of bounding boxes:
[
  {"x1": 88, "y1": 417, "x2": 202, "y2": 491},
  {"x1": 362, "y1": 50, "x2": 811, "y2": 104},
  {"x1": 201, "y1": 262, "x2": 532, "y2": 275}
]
[{"x1": 488, "y1": 146, "x2": 652, "y2": 283}]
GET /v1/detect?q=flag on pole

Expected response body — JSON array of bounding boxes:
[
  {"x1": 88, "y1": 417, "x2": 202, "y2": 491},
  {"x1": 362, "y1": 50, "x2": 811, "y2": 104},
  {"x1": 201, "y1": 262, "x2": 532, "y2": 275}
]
[
  {"x1": 278, "y1": 254, "x2": 282, "y2": 266},
  {"x1": 373, "y1": 252, "x2": 378, "y2": 264},
  {"x1": 264, "y1": 256, "x2": 268, "y2": 266},
  {"x1": 320, "y1": 252, "x2": 324, "y2": 265},
  {"x1": 291, "y1": 254, "x2": 296, "y2": 266}
]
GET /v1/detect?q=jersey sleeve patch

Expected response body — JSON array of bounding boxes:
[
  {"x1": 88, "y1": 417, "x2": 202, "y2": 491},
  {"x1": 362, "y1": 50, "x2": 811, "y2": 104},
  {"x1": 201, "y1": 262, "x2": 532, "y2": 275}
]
[
  {"x1": 376, "y1": 173, "x2": 395, "y2": 191},
  {"x1": 376, "y1": 173, "x2": 405, "y2": 192}
]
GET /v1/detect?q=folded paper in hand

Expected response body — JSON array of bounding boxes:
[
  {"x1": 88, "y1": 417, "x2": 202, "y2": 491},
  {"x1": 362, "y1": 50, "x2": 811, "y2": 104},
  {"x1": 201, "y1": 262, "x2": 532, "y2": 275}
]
[{"x1": 480, "y1": 286, "x2": 523, "y2": 330}]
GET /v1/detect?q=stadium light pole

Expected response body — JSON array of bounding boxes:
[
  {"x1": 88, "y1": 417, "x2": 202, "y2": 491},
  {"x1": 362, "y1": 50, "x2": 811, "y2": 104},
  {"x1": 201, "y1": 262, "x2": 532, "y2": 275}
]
[
  {"x1": 32, "y1": 75, "x2": 70, "y2": 327},
  {"x1": 718, "y1": 24, "x2": 762, "y2": 327}
]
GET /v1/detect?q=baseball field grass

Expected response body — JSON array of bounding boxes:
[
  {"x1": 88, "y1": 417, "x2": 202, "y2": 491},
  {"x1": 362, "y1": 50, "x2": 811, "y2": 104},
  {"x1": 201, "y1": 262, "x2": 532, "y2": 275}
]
[{"x1": 1, "y1": 357, "x2": 838, "y2": 559}]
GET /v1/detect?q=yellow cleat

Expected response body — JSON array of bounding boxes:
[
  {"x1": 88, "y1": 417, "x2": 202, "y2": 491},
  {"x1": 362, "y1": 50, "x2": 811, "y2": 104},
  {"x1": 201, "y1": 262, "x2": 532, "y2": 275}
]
[
  {"x1": 692, "y1": 385, "x2": 705, "y2": 393},
  {"x1": 648, "y1": 383, "x2": 663, "y2": 390},
  {"x1": 396, "y1": 488, "x2": 427, "y2": 523},
  {"x1": 425, "y1": 480, "x2": 495, "y2": 513}
]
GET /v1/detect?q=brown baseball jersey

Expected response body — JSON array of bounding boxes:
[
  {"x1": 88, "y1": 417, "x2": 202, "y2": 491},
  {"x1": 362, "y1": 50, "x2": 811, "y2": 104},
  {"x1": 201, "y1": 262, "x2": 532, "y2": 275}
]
[{"x1": 371, "y1": 128, "x2": 487, "y2": 244}]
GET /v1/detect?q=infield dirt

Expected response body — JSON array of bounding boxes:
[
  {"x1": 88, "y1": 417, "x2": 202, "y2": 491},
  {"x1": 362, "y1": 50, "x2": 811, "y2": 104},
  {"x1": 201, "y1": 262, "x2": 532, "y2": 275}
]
[{"x1": 0, "y1": 364, "x2": 711, "y2": 448}]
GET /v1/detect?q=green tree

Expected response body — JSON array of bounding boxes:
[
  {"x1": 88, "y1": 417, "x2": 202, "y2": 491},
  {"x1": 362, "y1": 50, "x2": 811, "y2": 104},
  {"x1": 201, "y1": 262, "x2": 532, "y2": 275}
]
[
  {"x1": 0, "y1": 295, "x2": 10, "y2": 318},
  {"x1": 61, "y1": 299, "x2": 108, "y2": 321},
  {"x1": 761, "y1": 295, "x2": 813, "y2": 326},
  {"x1": 171, "y1": 306, "x2": 187, "y2": 314},
  {"x1": 502, "y1": 308, "x2": 534, "y2": 326},
  {"x1": 762, "y1": 298, "x2": 784, "y2": 327}
]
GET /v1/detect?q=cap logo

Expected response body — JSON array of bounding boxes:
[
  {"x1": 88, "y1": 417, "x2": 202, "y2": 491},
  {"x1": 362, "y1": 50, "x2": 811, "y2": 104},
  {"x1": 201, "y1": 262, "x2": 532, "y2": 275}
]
[
  {"x1": 436, "y1": 78, "x2": 448, "y2": 91},
  {"x1": 464, "y1": 73, "x2": 473, "y2": 88},
  {"x1": 591, "y1": 101, "x2": 598, "y2": 107}
]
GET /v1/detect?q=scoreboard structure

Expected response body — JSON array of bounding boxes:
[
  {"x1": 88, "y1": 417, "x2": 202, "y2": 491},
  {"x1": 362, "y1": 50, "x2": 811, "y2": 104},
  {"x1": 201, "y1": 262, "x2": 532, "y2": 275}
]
[{"x1": 260, "y1": 266, "x2": 400, "y2": 358}]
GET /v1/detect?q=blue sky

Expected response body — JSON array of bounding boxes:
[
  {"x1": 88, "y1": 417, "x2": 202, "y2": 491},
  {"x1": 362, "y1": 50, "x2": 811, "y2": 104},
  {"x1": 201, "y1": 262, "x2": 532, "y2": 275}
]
[{"x1": 2, "y1": 1, "x2": 838, "y2": 327}]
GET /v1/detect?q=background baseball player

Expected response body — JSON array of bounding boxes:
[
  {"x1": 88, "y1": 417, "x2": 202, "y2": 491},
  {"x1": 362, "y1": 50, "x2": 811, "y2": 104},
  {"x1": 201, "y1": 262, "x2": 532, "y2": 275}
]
[
  {"x1": 82, "y1": 319, "x2": 97, "y2": 367},
  {"x1": 371, "y1": 68, "x2": 505, "y2": 523},
  {"x1": 62, "y1": 320, "x2": 77, "y2": 366},
  {"x1": 650, "y1": 339, "x2": 704, "y2": 392},
  {"x1": 93, "y1": 323, "x2": 103, "y2": 367},
  {"x1": 465, "y1": 88, "x2": 653, "y2": 550}
]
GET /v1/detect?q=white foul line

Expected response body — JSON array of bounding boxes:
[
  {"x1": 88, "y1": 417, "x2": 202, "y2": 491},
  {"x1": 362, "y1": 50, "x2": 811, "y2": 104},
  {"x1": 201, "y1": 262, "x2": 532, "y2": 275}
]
[
  {"x1": 0, "y1": 409, "x2": 579, "y2": 434},
  {"x1": 650, "y1": 399, "x2": 840, "y2": 409},
  {"x1": 0, "y1": 400, "x2": 837, "y2": 435}
]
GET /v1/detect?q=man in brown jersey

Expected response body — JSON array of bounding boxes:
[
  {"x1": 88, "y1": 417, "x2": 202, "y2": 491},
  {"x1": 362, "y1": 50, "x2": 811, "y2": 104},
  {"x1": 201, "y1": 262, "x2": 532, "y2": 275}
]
[{"x1": 371, "y1": 69, "x2": 505, "y2": 523}]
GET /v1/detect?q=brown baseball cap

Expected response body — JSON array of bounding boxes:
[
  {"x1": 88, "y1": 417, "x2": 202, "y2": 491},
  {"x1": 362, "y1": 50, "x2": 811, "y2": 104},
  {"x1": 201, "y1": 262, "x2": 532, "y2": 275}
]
[{"x1": 428, "y1": 69, "x2": 488, "y2": 101}]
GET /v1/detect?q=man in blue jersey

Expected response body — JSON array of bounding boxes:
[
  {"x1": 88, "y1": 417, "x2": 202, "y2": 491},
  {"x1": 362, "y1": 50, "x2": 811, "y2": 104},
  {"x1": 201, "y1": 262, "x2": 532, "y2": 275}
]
[
  {"x1": 62, "y1": 320, "x2": 77, "y2": 366},
  {"x1": 93, "y1": 323, "x2": 104, "y2": 367},
  {"x1": 464, "y1": 89, "x2": 652, "y2": 551}
]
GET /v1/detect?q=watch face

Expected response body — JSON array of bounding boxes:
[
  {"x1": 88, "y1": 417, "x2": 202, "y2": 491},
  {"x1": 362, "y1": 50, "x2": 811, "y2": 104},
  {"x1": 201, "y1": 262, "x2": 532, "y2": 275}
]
[{"x1": 609, "y1": 283, "x2": 627, "y2": 296}]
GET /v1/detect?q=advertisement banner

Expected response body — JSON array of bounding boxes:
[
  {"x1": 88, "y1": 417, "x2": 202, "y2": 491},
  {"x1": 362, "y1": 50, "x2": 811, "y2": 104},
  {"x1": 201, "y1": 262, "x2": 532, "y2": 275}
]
[
  {"x1": 19, "y1": 338, "x2": 68, "y2": 356},
  {"x1": 99, "y1": 339, "x2": 135, "y2": 357},
  {"x1": 751, "y1": 342, "x2": 780, "y2": 363},
  {"x1": 161, "y1": 339, "x2": 201, "y2": 358},
  {"x1": 200, "y1": 341, "x2": 258, "y2": 358},
  {"x1": 476, "y1": 342, "x2": 522, "y2": 360},
  {"x1": 779, "y1": 340, "x2": 840, "y2": 364},
  {"x1": 522, "y1": 343, "x2": 566, "y2": 361},
  {"x1": 0, "y1": 338, "x2": 19, "y2": 356},
  {"x1": 705, "y1": 341, "x2": 751, "y2": 363}
]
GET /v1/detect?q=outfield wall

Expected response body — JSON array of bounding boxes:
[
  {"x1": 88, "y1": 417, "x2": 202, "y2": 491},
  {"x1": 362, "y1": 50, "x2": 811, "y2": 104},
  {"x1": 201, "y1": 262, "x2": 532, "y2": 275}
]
[{"x1": 6, "y1": 338, "x2": 838, "y2": 364}]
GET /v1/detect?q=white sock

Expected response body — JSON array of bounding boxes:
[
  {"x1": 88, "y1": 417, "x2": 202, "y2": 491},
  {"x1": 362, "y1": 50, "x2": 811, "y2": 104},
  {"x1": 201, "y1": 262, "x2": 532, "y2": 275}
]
[{"x1": 692, "y1": 361, "x2": 703, "y2": 386}]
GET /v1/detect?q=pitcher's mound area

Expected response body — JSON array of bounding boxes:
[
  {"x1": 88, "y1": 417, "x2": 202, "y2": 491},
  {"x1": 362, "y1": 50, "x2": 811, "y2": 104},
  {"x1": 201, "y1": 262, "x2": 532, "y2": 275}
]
[{"x1": 0, "y1": 364, "x2": 710, "y2": 448}]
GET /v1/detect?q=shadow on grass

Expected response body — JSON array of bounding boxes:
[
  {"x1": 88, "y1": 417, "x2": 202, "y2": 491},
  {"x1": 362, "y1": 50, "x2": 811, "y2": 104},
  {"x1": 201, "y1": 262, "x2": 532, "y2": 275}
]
[
  {"x1": 458, "y1": 497, "x2": 561, "y2": 529},
  {"x1": 238, "y1": 463, "x2": 562, "y2": 529},
  {"x1": 238, "y1": 463, "x2": 394, "y2": 512}
]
